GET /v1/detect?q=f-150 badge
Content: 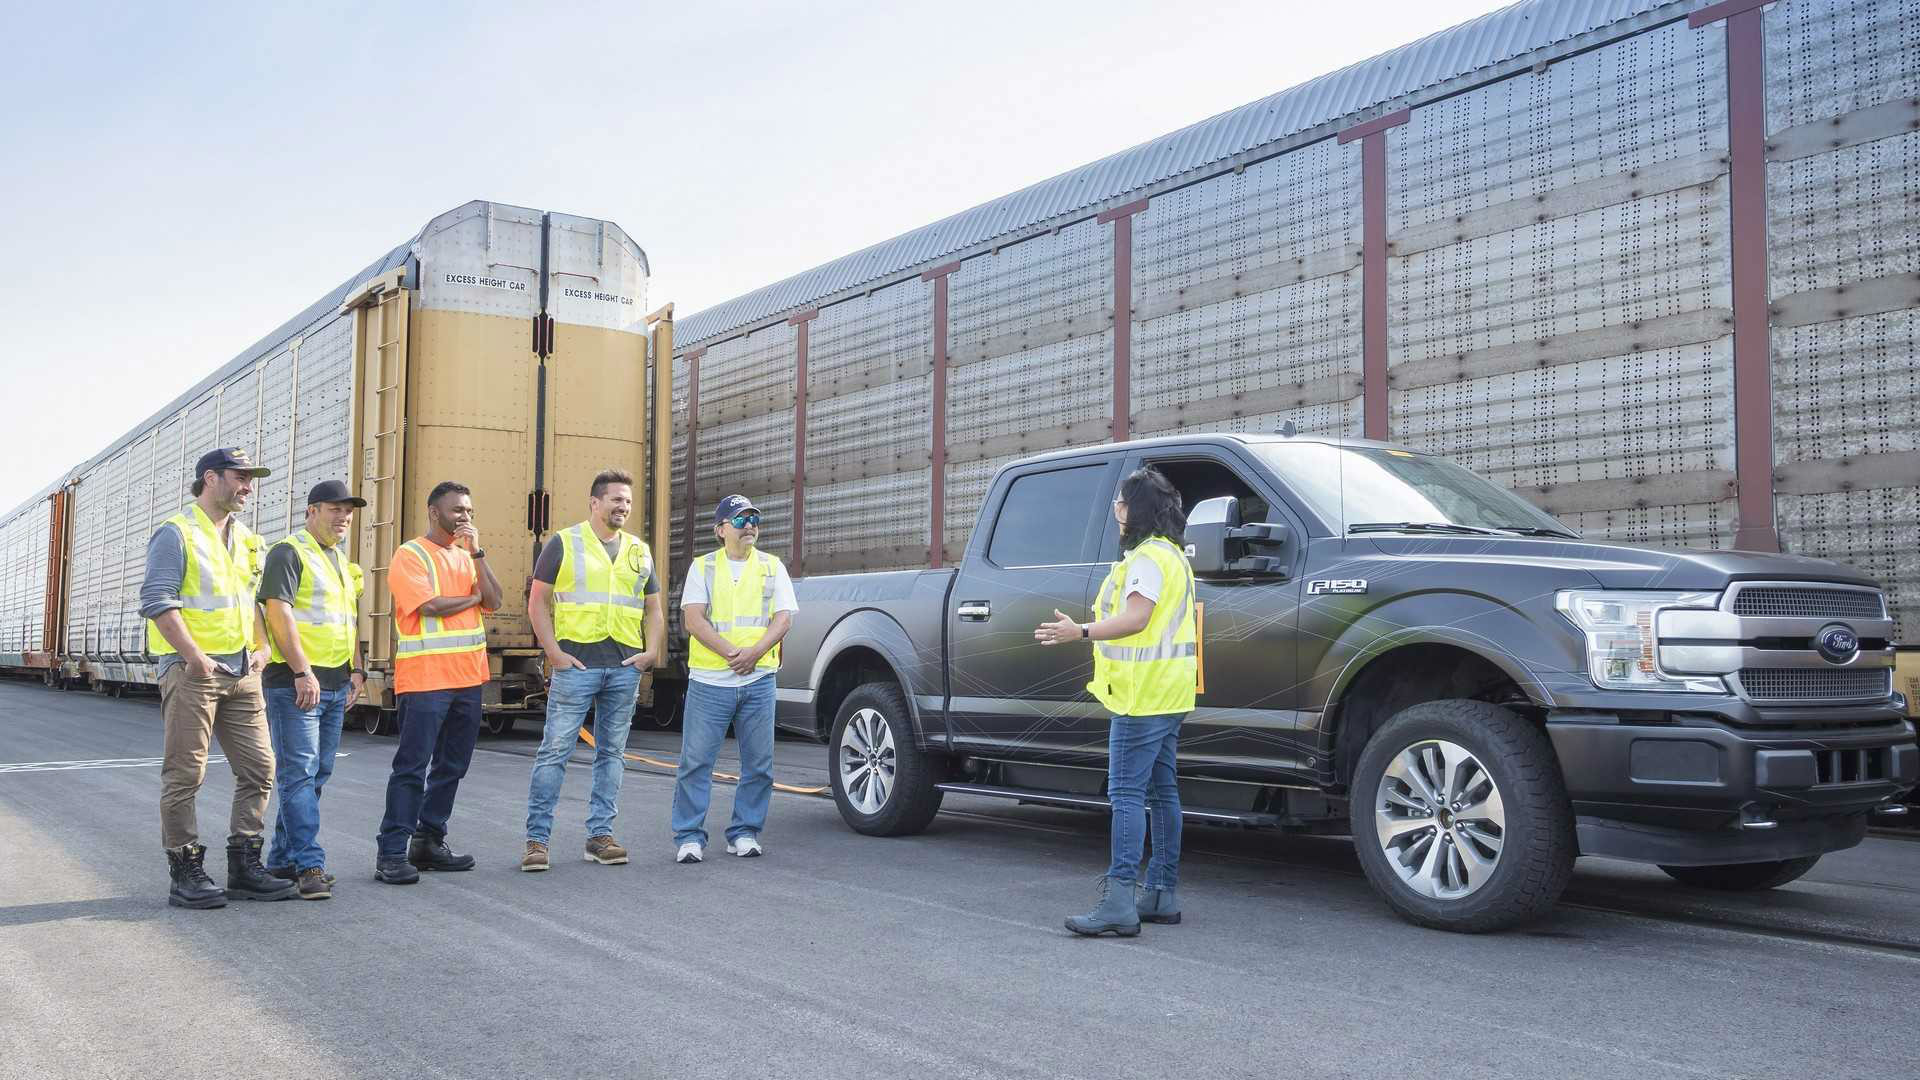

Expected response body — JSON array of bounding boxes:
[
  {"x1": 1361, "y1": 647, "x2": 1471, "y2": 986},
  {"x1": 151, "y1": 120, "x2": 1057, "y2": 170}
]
[{"x1": 1307, "y1": 579, "x2": 1368, "y2": 595}]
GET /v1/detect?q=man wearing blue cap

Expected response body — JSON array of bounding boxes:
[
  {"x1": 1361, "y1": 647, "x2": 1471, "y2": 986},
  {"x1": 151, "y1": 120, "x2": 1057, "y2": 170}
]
[{"x1": 672, "y1": 494, "x2": 797, "y2": 863}]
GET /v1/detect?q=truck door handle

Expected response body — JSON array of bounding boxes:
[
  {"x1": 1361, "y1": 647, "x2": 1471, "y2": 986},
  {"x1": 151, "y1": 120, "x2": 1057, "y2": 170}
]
[{"x1": 957, "y1": 601, "x2": 991, "y2": 621}]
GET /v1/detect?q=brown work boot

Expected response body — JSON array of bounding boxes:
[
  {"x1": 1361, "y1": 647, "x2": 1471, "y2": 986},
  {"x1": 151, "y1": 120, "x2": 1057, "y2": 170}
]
[
  {"x1": 521, "y1": 841, "x2": 550, "y2": 872},
  {"x1": 297, "y1": 867, "x2": 332, "y2": 900},
  {"x1": 584, "y1": 835, "x2": 628, "y2": 865}
]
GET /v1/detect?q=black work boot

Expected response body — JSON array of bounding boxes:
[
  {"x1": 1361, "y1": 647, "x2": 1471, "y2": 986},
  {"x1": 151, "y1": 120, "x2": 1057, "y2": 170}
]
[
  {"x1": 225, "y1": 836, "x2": 296, "y2": 901},
  {"x1": 166, "y1": 844, "x2": 227, "y2": 909},
  {"x1": 374, "y1": 855, "x2": 420, "y2": 884},
  {"x1": 408, "y1": 834, "x2": 476, "y2": 872}
]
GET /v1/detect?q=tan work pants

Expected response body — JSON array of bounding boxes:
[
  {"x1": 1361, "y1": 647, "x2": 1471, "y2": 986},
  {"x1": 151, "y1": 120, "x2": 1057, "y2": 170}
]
[{"x1": 158, "y1": 666, "x2": 276, "y2": 850}]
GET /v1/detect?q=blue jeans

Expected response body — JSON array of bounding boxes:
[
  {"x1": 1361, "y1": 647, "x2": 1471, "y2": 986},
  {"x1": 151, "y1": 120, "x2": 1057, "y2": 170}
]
[
  {"x1": 671, "y1": 676, "x2": 775, "y2": 846},
  {"x1": 264, "y1": 684, "x2": 349, "y2": 871},
  {"x1": 525, "y1": 665, "x2": 639, "y2": 844},
  {"x1": 377, "y1": 687, "x2": 483, "y2": 859},
  {"x1": 1106, "y1": 712, "x2": 1184, "y2": 888}
]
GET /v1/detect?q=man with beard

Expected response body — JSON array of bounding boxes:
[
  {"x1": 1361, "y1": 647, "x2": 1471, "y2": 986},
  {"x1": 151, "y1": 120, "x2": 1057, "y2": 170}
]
[
  {"x1": 374, "y1": 480, "x2": 502, "y2": 884},
  {"x1": 141, "y1": 446, "x2": 294, "y2": 908},
  {"x1": 520, "y1": 468, "x2": 664, "y2": 872}
]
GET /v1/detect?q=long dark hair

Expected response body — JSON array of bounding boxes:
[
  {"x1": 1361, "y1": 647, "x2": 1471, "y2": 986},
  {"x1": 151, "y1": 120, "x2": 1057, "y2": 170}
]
[{"x1": 1118, "y1": 467, "x2": 1186, "y2": 551}]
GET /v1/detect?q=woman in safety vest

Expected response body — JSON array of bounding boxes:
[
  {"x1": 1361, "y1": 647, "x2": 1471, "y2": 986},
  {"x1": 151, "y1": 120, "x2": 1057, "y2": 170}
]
[{"x1": 1035, "y1": 466, "x2": 1196, "y2": 937}]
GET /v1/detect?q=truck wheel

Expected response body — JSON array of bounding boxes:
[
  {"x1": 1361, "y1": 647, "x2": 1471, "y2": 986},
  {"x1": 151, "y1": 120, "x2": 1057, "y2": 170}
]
[
  {"x1": 1658, "y1": 857, "x2": 1820, "y2": 891},
  {"x1": 361, "y1": 708, "x2": 389, "y2": 737},
  {"x1": 829, "y1": 682, "x2": 943, "y2": 837},
  {"x1": 483, "y1": 714, "x2": 514, "y2": 737},
  {"x1": 1348, "y1": 699, "x2": 1575, "y2": 933}
]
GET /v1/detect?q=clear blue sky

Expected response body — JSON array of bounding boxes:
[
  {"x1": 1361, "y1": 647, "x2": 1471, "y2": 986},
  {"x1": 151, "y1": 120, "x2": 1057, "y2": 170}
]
[{"x1": 0, "y1": 0, "x2": 1496, "y2": 514}]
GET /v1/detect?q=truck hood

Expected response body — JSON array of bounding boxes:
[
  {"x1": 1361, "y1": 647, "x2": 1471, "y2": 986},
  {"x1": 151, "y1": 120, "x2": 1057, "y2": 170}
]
[{"x1": 1364, "y1": 536, "x2": 1879, "y2": 590}]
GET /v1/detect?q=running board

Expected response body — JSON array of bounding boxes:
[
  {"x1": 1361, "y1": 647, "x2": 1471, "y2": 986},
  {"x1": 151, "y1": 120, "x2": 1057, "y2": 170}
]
[{"x1": 934, "y1": 782, "x2": 1281, "y2": 827}]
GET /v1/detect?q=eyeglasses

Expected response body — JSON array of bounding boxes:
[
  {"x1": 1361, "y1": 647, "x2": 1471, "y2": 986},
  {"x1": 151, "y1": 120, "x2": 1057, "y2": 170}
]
[{"x1": 728, "y1": 512, "x2": 762, "y2": 529}]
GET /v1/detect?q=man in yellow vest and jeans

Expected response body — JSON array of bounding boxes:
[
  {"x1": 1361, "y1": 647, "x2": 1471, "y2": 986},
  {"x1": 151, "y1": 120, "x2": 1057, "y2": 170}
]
[
  {"x1": 257, "y1": 480, "x2": 367, "y2": 900},
  {"x1": 673, "y1": 495, "x2": 797, "y2": 863},
  {"x1": 521, "y1": 468, "x2": 664, "y2": 872},
  {"x1": 140, "y1": 447, "x2": 294, "y2": 908}
]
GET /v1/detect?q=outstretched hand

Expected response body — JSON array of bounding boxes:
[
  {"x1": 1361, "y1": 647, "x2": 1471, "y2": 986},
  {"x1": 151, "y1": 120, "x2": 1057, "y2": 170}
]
[{"x1": 1034, "y1": 609, "x2": 1083, "y2": 647}]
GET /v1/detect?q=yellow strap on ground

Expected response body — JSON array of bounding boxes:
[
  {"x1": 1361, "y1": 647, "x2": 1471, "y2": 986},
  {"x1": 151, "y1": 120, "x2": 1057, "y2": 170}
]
[{"x1": 578, "y1": 727, "x2": 829, "y2": 795}]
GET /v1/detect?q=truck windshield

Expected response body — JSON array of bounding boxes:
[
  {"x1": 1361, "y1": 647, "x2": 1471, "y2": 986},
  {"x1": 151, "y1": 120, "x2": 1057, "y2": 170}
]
[{"x1": 1250, "y1": 442, "x2": 1575, "y2": 537}]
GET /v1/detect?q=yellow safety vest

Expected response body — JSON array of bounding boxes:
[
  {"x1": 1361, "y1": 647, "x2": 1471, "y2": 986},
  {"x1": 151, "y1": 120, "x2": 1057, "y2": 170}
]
[
  {"x1": 1088, "y1": 536, "x2": 1197, "y2": 717},
  {"x1": 393, "y1": 539, "x2": 488, "y2": 660},
  {"x1": 551, "y1": 522, "x2": 652, "y2": 649},
  {"x1": 687, "y1": 549, "x2": 783, "y2": 673},
  {"x1": 147, "y1": 504, "x2": 265, "y2": 657},
  {"x1": 267, "y1": 528, "x2": 363, "y2": 669}
]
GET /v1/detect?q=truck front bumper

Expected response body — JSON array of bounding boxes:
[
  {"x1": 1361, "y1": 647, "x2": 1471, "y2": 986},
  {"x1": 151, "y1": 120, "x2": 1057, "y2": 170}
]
[{"x1": 1546, "y1": 712, "x2": 1917, "y2": 866}]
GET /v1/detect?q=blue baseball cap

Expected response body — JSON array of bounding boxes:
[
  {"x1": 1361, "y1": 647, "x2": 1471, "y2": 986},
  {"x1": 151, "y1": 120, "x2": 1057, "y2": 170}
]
[{"x1": 714, "y1": 494, "x2": 760, "y2": 524}]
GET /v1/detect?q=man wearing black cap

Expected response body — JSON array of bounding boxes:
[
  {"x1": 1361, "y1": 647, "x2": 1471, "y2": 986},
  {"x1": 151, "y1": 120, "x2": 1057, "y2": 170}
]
[
  {"x1": 672, "y1": 494, "x2": 797, "y2": 863},
  {"x1": 139, "y1": 447, "x2": 294, "y2": 907},
  {"x1": 256, "y1": 480, "x2": 369, "y2": 900}
]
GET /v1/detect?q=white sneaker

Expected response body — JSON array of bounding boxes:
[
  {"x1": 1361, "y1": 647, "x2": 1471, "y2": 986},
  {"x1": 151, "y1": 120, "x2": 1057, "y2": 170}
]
[
  {"x1": 727, "y1": 835, "x2": 763, "y2": 858},
  {"x1": 675, "y1": 841, "x2": 704, "y2": 864}
]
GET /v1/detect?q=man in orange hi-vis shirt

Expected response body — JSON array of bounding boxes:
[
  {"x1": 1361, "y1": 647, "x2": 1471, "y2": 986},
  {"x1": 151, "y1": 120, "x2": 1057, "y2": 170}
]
[{"x1": 373, "y1": 480, "x2": 503, "y2": 885}]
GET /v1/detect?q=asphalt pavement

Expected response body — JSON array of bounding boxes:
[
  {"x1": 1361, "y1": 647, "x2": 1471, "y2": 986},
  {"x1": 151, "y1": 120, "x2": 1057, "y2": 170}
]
[{"x1": 2, "y1": 678, "x2": 1917, "y2": 1080}]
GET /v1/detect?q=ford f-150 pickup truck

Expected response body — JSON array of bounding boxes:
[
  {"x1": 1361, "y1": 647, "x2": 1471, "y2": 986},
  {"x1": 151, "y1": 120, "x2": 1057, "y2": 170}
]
[{"x1": 772, "y1": 434, "x2": 1917, "y2": 931}]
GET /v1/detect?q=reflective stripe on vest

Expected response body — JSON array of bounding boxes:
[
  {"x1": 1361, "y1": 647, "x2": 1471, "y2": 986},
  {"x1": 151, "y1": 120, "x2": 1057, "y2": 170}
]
[
  {"x1": 687, "y1": 549, "x2": 782, "y2": 672},
  {"x1": 268, "y1": 529, "x2": 362, "y2": 668},
  {"x1": 551, "y1": 522, "x2": 652, "y2": 649},
  {"x1": 147, "y1": 504, "x2": 262, "y2": 657},
  {"x1": 1087, "y1": 536, "x2": 1198, "y2": 716},
  {"x1": 393, "y1": 540, "x2": 487, "y2": 659}
]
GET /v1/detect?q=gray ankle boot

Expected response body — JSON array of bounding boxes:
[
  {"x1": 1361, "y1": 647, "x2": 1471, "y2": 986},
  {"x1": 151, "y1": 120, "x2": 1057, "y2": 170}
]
[
  {"x1": 1136, "y1": 884, "x2": 1181, "y2": 924},
  {"x1": 1066, "y1": 876, "x2": 1140, "y2": 937}
]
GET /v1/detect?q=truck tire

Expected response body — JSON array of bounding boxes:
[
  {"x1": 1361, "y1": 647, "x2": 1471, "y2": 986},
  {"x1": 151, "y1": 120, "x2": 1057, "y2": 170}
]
[
  {"x1": 1658, "y1": 856, "x2": 1820, "y2": 891},
  {"x1": 828, "y1": 682, "x2": 943, "y2": 837},
  {"x1": 1348, "y1": 699, "x2": 1575, "y2": 933}
]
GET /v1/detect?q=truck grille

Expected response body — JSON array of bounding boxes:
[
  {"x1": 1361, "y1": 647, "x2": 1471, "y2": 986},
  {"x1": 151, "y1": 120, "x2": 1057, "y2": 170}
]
[
  {"x1": 1729, "y1": 587, "x2": 1884, "y2": 620},
  {"x1": 1814, "y1": 747, "x2": 1893, "y2": 786},
  {"x1": 1736, "y1": 668, "x2": 1891, "y2": 701}
]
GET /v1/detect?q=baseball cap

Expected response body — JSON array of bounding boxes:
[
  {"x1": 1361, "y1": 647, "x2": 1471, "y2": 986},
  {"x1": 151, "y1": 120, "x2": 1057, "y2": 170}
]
[
  {"x1": 307, "y1": 479, "x2": 367, "y2": 507},
  {"x1": 714, "y1": 494, "x2": 760, "y2": 524},
  {"x1": 194, "y1": 447, "x2": 270, "y2": 479}
]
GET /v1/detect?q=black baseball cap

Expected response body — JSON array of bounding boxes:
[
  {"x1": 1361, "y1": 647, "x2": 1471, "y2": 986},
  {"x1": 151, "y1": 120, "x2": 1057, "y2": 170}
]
[
  {"x1": 307, "y1": 480, "x2": 367, "y2": 508},
  {"x1": 714, "y1": 494, "x2": 760, "y2": 524},
  {"x1": 194, "y1": 447, "x2": 270, "y2": 479}
]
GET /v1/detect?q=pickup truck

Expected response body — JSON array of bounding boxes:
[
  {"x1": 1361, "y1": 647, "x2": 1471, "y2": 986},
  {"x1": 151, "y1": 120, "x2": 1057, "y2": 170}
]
[{"x1": 772, "y1": 434, "x2": 1918, "y2": 931}]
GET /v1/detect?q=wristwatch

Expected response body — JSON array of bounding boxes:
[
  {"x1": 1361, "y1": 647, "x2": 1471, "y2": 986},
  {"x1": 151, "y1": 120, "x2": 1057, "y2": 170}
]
[
  {"x1": 1079, "y1": 623, "x2": 1091, "y2": 639},
  {"x1": 292, "y1": 670, "x2": 311, "y2": 679},
  {"x1": 470, "y1": 548, "x2": 486, "y2": 560}
]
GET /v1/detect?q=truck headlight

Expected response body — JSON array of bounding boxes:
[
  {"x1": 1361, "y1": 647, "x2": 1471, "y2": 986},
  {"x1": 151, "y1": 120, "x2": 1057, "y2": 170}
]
[{"x1": 1555, "y1": 590, "x2": 1724, "y2": 693}]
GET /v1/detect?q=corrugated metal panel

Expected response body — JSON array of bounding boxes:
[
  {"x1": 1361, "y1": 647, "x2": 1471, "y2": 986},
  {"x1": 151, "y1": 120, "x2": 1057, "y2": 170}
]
[
  {"x1": 1386, "y1": 18, "x2": 1735, "y2": 551},
  {"x1": 1767, "y1": 0, "x2": 1920, "y2": 641},
  {"x1": 679, "y1": 0, "x2": 1698, "y2": 348},
  {"x1": 1131, "y1": 138, "x2": 1363, "y2": 441},
  {"x1": 0, "y1": 497, "x2": 49, "y2": 658}
]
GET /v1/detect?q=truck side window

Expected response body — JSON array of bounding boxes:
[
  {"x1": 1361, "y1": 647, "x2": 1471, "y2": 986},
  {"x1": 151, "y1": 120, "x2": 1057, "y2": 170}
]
[
  {"x1": 1129, "y1": 458, "x2": 1269, "y2": 559},
  {"x1": 987, "y1": 465, "x2": 1106, "y2": 567}
]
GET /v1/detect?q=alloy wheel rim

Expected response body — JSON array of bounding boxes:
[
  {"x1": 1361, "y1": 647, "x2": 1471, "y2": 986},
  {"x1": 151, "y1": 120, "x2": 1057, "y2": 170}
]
[
  {"x1": 838, "y1": 708, "x2": 896, "y2": 814},
  {"x1": 1374, "y1": 739, "x2": 1506, "y2": 900}
]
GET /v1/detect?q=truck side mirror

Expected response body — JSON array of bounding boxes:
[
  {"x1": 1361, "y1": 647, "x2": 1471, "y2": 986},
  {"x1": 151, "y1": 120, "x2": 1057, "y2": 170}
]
[{"x1": 1186, "y1": 496, "x2": 1290, "y2": 578}]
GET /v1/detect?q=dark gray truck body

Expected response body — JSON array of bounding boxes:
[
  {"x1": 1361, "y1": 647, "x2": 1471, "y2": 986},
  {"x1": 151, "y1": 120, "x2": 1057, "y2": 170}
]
[{"x1": 774, "y1": 434, "x2": 1916, "y2": 929}]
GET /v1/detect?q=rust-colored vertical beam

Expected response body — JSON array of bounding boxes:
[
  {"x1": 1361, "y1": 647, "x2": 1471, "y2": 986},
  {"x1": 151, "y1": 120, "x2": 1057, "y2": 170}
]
[
  {"x1": 41, "y1": 487, "x2": 69, "y2": 664},
  {"x1": 921, "y1": 262, "x2": 960, "y2": 567},
  {"x1": 789, "y1": 309, "x2": 819, "y2": 575},
  {"x1": 1692, "y1": 0, "x2": 1779, "y2": 552},
  {"x1": 683, "y1": 347, "x2": 705, "y2": 558},
  {"x1": 1340, "y1": 109, "x2": 1409, "y2": 441},
  {"x1": 1098, "y1": 199, "x2": 1148, "y2": 442}
]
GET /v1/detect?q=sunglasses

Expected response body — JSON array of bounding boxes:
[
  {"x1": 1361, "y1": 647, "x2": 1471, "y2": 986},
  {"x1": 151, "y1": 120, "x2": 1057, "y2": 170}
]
[{"x1": 727, "y1": 512, "x2": 762, "y2": 529}]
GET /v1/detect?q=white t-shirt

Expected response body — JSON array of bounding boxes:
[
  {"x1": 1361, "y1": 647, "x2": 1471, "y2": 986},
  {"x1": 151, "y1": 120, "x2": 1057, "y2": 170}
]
[
  {"x1": 681, "y1": 551, "x2": 799, "y2": 687},
  {"x1": 1122, "y1": 549, "x2": 1164, "y2": 604}
]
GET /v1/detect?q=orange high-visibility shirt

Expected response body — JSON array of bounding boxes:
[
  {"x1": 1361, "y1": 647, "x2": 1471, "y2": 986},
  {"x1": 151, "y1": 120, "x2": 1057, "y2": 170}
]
[{"x1": 388, "y1": 537, "x2": 492, "y2": 694}]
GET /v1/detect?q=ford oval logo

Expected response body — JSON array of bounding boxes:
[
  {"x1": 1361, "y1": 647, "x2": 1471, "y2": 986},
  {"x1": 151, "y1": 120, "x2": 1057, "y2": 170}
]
[{"x1": 1815, "y1": 624, "x2": 1860, "y2": 665}]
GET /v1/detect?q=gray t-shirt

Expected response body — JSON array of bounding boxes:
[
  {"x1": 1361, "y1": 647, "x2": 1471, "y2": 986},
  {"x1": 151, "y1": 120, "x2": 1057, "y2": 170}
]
[
  {"x1": 256, "y1": 540, "x2": 354, "y2": 691},
  {"x1": 531, "y1": 531, "x2": 658, "y2": 668},
  {"x1": 139, "y1": 521, "x2": 250, "y2": 679}
]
